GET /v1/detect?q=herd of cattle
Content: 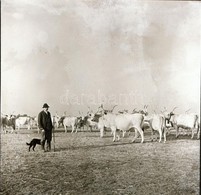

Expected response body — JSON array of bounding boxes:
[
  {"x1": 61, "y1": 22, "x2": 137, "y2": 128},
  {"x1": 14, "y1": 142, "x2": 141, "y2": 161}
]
[{"x1": 1, "y1": 105, "x2": 200, "y2": 143}]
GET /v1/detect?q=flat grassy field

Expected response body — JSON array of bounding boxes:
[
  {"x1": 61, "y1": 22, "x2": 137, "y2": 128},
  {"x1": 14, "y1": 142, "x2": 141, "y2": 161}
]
[{"x1": 1, "y1": 128, "x2": 200, "y2": 195}]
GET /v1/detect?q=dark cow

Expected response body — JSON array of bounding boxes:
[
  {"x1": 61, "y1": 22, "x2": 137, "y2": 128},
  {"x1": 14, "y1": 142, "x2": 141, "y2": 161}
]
[
  {"x1": 58, "y1": 116, "x2": 65, "y2": 128},
  {"x1": 1, "y1": 115, "x2": 16, "y2": 133},
  {"x1": 77, "y1": 114, "x2": 98, "y2": 131}
]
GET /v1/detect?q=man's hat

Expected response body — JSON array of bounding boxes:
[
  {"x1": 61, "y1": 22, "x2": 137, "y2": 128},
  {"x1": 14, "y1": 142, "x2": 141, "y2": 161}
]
[{"x1": 42, "y1": 103, "x2": 49, "y2": 108}]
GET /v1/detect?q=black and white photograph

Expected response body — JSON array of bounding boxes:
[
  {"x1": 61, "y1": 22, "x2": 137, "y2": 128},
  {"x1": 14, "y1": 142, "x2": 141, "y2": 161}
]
[{"x1": 1, "y1": 0, "x2": 200, "y2": 194}]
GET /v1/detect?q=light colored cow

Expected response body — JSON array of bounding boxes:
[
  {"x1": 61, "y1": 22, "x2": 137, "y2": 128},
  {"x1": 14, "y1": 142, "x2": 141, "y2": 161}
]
[
  {"x1": 29, "y1": 116, "x2": 39, "y2": 131},
  {"x1": 15, "y1": 116, "x2": 31, "y2": 130},
  {"x1": 170, "y1": 113, "x2": 199, "y2": 139},
  {"x1": 52, "y1": 116, "x2": 59, "y2": 128},
  {"x1": 52, "y1": 113, "x2": 63, "y2": 128},
  {"x1": 163, "y1": 107, "x2": 200, "y2": 139},
  {"x1": 63, "y1": 116, "x2": 79, "y2": 133},
  {"x1": 131, "y1": 105, "x2": 167, "y2": 143},
  {"x1": 144, "y1": 114, "x2": 167, "y2": 143},
  {"x1": 92, "y1": 105, "x2": 144, "y2": 143}
]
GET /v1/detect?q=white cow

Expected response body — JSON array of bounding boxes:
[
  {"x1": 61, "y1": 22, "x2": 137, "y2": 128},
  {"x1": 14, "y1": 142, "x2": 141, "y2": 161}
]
[
  {"x1": 52, "y1": 115, "x2": 61, "y2": 128},
  {"x1": 30, "y1": 116, "x2": 40, "y2": 133},
  {"x1": 144, "y1": 114, "x2": 167, "y2": 143},
  {"x1": 131, "y1": 106, "x2": 167, "y2": 143},
  {"x1": 170, "y1": 113, "x2": 199, "y2": 139},
  {"x1": 162, "y1": 107, "x2": 200, "y2": 139},
  {"x1": 29, "y1": 117, "x2": 37, "y2": 129},
  {"x1": 15, "y1": 116, "x2": 31, "y2": 130},
  {"x1": 63, "y1": 116, "x2": 79, "y2": 133},
  {"x1": 92, "y1": 111, "x2": 145, "y2": 143}
]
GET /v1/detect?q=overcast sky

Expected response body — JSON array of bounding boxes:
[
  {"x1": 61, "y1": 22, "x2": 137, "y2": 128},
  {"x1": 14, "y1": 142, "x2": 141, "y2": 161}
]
[{"x1": 1, "y1": 0, "x2": 200, "y2": 116}]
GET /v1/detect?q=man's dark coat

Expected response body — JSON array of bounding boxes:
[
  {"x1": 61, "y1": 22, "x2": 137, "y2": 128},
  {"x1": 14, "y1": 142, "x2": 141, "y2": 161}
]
[{"x1": 38, "y1": 111, "x2": 53, "y2": 141}]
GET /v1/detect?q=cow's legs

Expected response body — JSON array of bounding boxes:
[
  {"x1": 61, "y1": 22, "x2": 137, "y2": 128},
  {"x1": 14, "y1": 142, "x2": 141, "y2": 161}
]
[
  {"x1": 132, "y1": 128, "x2": 138, "y2": 143},
  {"x1": 137, "y1": 127, "x2": 144, "y2": 143},
  {"x1": 132, "y1": 126, "x2": 144, "y2": 143},
  {"x1": 150, "y1": 128, "x2": 154, "y2": 142},
  {"x1": 191, "y1": 128, "x2": 195, "y2": 139},
  {"x1": 158, "y1": 129, "x2": 162, "y2": 143},
  {"x1": 111, "y1": 127, "x2": 117, "y2": 142},
  {"x1": 103, "y1": 127, "x2": 107, "y2": 135},
  {"x1": 166, "y1": 128, "x2": 170, "y2": 135},
  {"x1": 197, "y1": 127, "x2": 200, "y2": 139},
  {"x1": 71, "y1": 125, "x2": 74, "y2": 133},
  {"x1": 100, "y1": 127, "x2": 104, "y2": 138},
  {"x1": 122, "y1": 130, "x2": 126, "y2": 138},
  {"x1": 116, "y1": 129, "x2": 120, "y2": 141},
  {"x1": 86, "y1": 124, "x2": 90, "y2": 131},
  {"x1": 75, "y1": 125, "x2": 78, "y2": 133},
  {"x1": 2, "y1": 126, "x2": 5, "y2": 133},
  {"x1": 163, "y1": 128, "x2": 167, "y2": 143},
  {"x1": 64, "y1": 125, "x2": 67, "y2": 133},
  {"x1": 11, "y1": 127, "x2": 14, "y2": 133},
  {"x1": 196, "y1": 122, "x2": 200, "y2": 139},
  {"x1": 175, "y1": 125, "x2": 179, "y2": 138},
  {"x1": 98, "y1": 123, "x2": 104, "y2": 137}
]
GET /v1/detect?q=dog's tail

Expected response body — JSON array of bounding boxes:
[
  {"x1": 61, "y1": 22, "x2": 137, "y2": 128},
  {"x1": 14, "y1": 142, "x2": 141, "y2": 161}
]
[{"x1": 26, "y1": 142, "x2": 30, "y2": 145}]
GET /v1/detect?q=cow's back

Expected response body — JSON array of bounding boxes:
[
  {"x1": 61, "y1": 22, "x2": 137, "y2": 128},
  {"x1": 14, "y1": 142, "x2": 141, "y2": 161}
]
[
  {"x1": 103, "y1": 113, "x2": 144, "y2": 131},
  {"x1": 151, "y1": 114, "x2": 165, "y2": 130},
  {"x1": 115, "y1": 114, "x2": 133, "y2": 130},
  {"x1": 16, "y1": 116, "x2": 31, "y2": 127},
  {"x1": 63, "y1": 117, "x2": 76, "y2": 126},
  {"x1": 174, "y1": 114, "x2": 198, "y2": 128}
]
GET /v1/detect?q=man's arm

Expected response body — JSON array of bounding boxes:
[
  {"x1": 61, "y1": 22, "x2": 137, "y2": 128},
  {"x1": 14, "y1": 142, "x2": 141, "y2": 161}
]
[
  {"x1": 48, "y1": 112, "x2": 54, "y2": 128},
  {"x1": 38, "y1": 112, "x2": 44, "y2": 130}
]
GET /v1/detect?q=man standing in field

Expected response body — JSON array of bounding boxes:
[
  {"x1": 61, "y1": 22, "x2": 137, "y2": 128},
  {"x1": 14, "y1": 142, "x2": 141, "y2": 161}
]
[{"x1": 38, "y1": 103, "x2": 53, "y2": 152}]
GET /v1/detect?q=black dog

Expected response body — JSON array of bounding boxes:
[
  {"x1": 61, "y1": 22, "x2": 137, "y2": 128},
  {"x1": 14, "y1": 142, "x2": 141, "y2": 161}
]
[{"x1": 26, "y1": 138, "x2": 41, "y2": 151}]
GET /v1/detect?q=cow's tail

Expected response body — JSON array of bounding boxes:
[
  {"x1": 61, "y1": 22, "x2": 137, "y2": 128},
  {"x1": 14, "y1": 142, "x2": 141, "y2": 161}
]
[
  {"x1": 141, "y1": 115, "x2": 145, "y2": 132},
  {"x1": 195, "y1": 115, "x2": 199, "y2": 129}
]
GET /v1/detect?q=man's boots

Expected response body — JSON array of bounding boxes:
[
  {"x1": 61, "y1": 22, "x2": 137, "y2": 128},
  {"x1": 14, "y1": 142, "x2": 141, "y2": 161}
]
[
  {"x1": 46, "y1": 141, "x2": 51, "y2": 152},
  {"x1": 41, "y1": 140, "x2": 45, "y2": 151}
]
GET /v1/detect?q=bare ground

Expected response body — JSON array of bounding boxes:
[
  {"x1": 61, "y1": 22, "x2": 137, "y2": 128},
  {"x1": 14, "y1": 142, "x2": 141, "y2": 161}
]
[{"x1": 0, "y1": 128, "x2": 200, "y2": 195}]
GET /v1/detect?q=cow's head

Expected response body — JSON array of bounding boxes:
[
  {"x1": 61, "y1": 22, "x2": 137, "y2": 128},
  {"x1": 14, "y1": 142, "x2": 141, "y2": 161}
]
[
  {"x1": 132, "y1": 108, "x2": 138, "y2": 114},
  {"x1": 142, "y1": 105, "x2": 148, "y2": 115},
  {"x1": 132, "y1": 105, "x2": 148, "y2": 116},
  {"x1": 118, "y1": 109, "x2": 128, "y2": 114},
  {"x1": 169, "y1": 107, "x2": 177, "y2": 117},
  {"x1": 76, "y1": 117, "x2": 85, "y2": 128},
  {"x1": 98, "y1": 104, "x2": 117, "y2": 115},
  {"x1": 138, "y1": 110, "x2": 148, "y2": 116},
  {"x1": 163, "y1": 107, "x2": 177, "y2": 120},
  {"x1": 91, "y1": 113, "x2": 102, "y2": 123}
]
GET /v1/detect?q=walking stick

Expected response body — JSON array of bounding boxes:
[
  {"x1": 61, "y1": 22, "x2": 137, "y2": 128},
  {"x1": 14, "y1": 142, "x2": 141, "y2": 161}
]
[{"x1": 52, "y1": 126, "x2": 56, "y2": 152}]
